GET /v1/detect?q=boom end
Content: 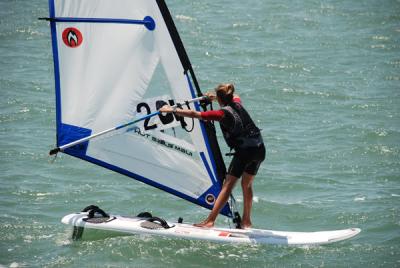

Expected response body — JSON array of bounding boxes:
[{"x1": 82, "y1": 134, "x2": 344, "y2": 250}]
[{"x1": 49, "y1": 147, "x2": 61, "y2": 155}]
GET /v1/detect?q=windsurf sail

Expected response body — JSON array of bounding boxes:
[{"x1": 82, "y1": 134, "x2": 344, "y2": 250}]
[{"x1": 46, "y1": 0, "x2": 231, "y2": 216}]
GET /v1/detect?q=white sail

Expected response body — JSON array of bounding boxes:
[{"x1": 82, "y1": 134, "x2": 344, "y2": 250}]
[{"x1": 48, "y1": 0, "x2": 231, "y2": 216}]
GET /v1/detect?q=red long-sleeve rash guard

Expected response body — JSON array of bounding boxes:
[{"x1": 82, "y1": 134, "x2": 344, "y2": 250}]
[{"x1": 200, "y1": 97, "x2": 241, "y2": 121}]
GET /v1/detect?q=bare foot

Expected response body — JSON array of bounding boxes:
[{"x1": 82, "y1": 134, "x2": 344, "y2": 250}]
[
  {"x1": 193, "y1": 220, "x2": 214, "y2": 228},
  {"x1": 241, "y1": 221, "x2": 252, "y2": 229}
]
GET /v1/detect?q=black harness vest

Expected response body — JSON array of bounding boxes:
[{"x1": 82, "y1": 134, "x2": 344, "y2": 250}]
[{"x1": 220, "y1": 102, "x2": 263, "y2": 150}]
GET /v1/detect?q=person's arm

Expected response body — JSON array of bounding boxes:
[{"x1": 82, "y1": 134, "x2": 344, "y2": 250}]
[
  {"x1": 159, "y1": 105, "x2": 225, "y2": 121},
  {"x1": 200, "y1": 110, "x2": 224, "y2": 121},
  {"x1": 159, "y1": 105, "x2": 202, "y2": 119}
]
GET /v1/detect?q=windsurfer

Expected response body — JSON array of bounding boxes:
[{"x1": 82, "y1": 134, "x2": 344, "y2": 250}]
[{"x1": 160, "y1": 83, "x2": 265, "y2": 229}]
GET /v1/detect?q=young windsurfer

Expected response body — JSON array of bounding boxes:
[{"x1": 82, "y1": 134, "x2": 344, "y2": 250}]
[{"x1": 160, "y1": 83, "x2": 265, "y2": 229}]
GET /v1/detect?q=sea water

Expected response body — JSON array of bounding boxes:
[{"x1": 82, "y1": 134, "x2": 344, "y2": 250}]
[{"x1": 1, "y1": 0, "x2": 399, "y2": 267}]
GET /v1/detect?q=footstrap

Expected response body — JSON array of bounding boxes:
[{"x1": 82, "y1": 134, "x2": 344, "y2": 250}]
[
  {"x1": 146, "y1": 216, "x2": 172, "y2": 229},
  {"x1": 81, "y1": 205, "x2": 109, "y2": 218}
]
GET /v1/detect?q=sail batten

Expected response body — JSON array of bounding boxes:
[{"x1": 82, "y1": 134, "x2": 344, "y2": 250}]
[
  {"x1": 48, "y1": 0, "x2": 231, "y2": 217},
  {"x1": 46, "y1": 17, "x2": 156, "y2": 31}
]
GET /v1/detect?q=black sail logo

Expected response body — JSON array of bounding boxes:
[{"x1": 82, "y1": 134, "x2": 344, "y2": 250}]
[{"x1": 62, "y1": 27, "x2": 83, "y2": 48}]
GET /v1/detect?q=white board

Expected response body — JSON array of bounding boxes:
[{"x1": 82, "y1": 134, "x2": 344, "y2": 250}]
[{"x1": 62, "y1": 212, "x2": 361, "y2": 245}]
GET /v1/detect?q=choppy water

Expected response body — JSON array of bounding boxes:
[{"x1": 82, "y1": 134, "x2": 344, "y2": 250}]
[{"x1": 1, "y1": 0, "x2": 399, "y2": 267}]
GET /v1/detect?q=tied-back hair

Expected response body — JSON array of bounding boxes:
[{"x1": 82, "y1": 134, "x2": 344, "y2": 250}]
[{"x1": 215, "y1": 83, "x2": 235, "y2": 105}]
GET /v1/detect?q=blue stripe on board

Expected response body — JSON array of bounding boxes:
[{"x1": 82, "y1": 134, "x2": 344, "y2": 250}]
[
  {"x1": 185, "y1": 73, "x2": 220, "y2": 185},
  {"x1": 51, "y1": 16, "x2": 156, "y2": 31},
  {"x1": 49, "y1": 0, "x2": 62, "y2": 144},
  {"x1": 64, "y1": 151, "x2": 231, "y2": 217}
]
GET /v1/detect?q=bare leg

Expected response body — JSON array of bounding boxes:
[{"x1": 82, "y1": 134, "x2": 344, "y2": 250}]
[
  {"x1": 241, "y1": 172, "x2": 255, "y2": 229},
  {"x1": 194, "y1": 174, "x2": 239, "y2": 228}
]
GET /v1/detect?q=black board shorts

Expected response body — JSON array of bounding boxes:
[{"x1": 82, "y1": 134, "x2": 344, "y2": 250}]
[{"x1": 227, "y1": 144, "x2": 266, "y2": 178}]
